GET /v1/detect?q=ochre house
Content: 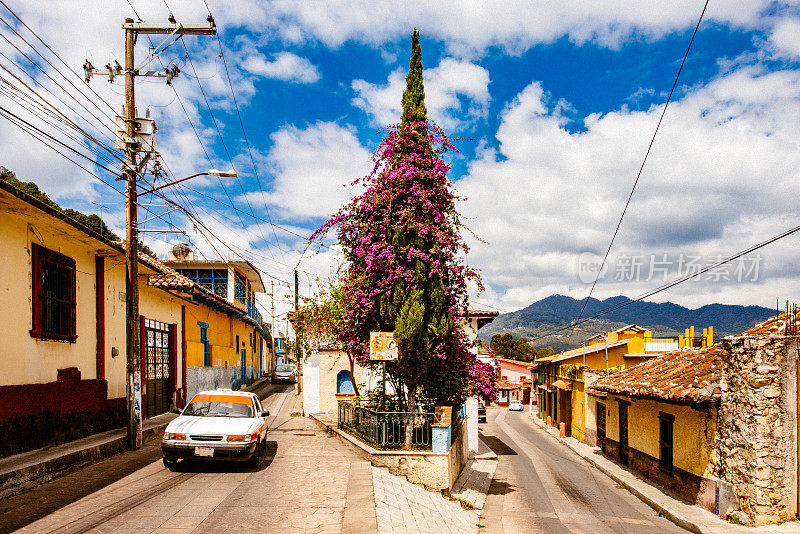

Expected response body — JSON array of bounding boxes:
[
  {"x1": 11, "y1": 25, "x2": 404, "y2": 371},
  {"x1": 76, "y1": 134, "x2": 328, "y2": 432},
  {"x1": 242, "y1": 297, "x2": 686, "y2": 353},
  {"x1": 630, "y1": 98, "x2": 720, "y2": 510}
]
[
  {"x1": 533, "y1": 324, "x2": 714, "y2": 442},
  {"x1": 0, "y1": 179, "x2": 268, "y2": 456},
  {"x1": 588, "y1": 311, "x2": 799, "y2": 527}
]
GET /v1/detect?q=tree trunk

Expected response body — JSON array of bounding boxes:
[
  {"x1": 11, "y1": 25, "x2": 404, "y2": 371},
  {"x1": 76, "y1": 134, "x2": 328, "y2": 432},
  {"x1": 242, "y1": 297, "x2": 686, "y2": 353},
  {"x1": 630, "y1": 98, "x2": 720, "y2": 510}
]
[
  {"x1": 405, "y1": 384, "x2": 417, "y2": 445},
  {"x1": 348, "y1": 354, "x2": 360, "y2": 397}
]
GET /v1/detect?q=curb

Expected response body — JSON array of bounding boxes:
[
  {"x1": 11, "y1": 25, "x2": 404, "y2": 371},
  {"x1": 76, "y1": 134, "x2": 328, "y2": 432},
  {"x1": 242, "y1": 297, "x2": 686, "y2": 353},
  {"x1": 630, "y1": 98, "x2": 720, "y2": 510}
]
[
  {"x1": 527, "y1": 414, "x2": 706, "y2": 534},
  {"x1": 0, "y1": 419, "x2": 171, "y2": 500}
]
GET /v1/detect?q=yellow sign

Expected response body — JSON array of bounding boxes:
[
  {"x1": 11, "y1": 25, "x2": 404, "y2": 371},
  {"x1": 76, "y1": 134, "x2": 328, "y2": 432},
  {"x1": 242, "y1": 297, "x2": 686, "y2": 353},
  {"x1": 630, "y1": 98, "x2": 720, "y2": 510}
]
[{"x1": 369, "y1": 332, "x2": 398, "y2": 361}]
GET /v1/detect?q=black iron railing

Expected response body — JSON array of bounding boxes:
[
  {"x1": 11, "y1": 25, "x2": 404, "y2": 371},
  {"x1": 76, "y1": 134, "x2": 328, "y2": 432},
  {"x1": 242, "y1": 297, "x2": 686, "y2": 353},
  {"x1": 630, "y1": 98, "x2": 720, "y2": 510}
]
[{"x1": 337, "y1": 401, "x2": 434, "y2": 450}]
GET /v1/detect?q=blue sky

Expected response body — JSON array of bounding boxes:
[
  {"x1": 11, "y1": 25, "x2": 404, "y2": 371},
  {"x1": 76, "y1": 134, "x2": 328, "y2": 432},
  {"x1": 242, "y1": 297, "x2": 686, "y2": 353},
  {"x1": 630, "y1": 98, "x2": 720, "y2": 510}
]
[{"x1": 6, "y1": 1, "x2": 800, "y2": 327}]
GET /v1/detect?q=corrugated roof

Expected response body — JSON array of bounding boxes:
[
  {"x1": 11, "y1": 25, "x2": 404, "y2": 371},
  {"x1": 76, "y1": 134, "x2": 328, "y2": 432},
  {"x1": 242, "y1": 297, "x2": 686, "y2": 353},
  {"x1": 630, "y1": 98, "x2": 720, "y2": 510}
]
[{"x1": 589, "y1": 344, "x2": 722, "y2": 405}]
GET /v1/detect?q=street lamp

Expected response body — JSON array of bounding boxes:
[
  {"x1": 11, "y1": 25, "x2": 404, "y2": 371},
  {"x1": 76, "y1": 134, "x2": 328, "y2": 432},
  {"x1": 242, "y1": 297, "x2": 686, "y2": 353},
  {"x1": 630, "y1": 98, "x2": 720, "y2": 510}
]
[
  {"x1": 125, "y1": 167, "x2": 235, "y2": 450},
  {"x1": 140, "y1": 168, "x2": 237, "y2": 195}
]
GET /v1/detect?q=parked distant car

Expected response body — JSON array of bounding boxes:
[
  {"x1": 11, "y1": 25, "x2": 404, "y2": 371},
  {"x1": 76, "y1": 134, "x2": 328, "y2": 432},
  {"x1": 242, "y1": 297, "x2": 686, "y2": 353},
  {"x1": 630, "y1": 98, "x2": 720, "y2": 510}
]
[
  {"x1": 272, "y1": 364, "x2": 296, "y2": 383},
  {"x1": 508, "y1": 399, "x2": 524, "y2": 411},
  {"x1": 161, "y1": 389, "x2": 269, "y2": 469},
  {"x1": 478, "y1": 403, "x2": 487, "y2": 423}
]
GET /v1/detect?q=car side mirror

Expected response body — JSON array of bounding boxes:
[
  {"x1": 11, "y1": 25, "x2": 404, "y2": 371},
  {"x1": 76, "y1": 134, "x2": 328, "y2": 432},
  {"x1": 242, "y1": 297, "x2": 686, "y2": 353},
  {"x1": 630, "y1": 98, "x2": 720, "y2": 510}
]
[
  {"x1": 172, "y1": 408, "x2": 182, "y2": 415},
  {"x1": 261, "y1": 410, "x2": 270, "y2": 417}
]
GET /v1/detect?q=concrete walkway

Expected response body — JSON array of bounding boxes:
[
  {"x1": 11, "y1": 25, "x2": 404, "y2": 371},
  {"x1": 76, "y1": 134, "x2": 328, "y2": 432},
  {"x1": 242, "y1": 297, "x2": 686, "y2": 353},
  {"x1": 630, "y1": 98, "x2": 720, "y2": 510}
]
[
  {"x1": 528, "y1": 413, "x2": 800, "y2": 534},
  {"x1": 373, "y1": 466, "x2": 479, "y2": 534}
]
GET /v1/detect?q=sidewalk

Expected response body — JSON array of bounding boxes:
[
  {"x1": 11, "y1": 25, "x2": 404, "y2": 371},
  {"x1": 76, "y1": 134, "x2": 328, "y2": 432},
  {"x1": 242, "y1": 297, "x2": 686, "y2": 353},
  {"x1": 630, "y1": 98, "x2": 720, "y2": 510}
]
[
  {"x1": 0, "y1": 412, "x2": 175, "y2": 499},
  {"x1": 0, "y1": 378, "x2": 270, "y2": 500},
  {"x1": 527, "y1": 413, "x2": 800, "y2": 534}
]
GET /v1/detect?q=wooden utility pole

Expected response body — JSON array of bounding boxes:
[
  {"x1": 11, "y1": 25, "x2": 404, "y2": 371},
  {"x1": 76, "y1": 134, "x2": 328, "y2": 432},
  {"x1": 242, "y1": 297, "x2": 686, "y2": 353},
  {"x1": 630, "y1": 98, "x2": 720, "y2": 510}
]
[
  {"x1": 87, "y1": 17, "x2": 216, "y2": 450},
  {"x1": 123, "y1": 18, "x2": 142, "y2": 450},
  {"x1": 294, "y1": 270, "x2": 301, "y2": 393},
  {"x1": 270, "y1": 280, "x2": 275, "y2": 367}
]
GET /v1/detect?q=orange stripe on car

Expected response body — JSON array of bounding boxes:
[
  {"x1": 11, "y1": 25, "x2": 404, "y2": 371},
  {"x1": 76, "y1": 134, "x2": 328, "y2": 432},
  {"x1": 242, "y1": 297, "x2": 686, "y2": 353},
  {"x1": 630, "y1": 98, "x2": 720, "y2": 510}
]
[{"x1": 188, "y1": 394, "x2": 253, "y2": 406}]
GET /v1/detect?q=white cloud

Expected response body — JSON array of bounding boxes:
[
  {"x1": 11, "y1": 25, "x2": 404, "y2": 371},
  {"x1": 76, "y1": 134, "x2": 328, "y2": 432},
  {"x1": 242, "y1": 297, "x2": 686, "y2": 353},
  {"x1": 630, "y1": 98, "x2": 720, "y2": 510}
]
[
  {"x1": 242, "y1": 52, "x2": 320, "y2": 84},
  {"x1": 253, "y1": 121, "x2": 372, "y2": 220},
  {"x1": 223, "y1": 0, "x2": 774, "y2": 55},
  {"x1": 352, "y1": 57, "x2": 490, "y2": 130},
  {"x1": 457, "y1": 66, "x2": 800, "y2": 311},
  {"x1": 769, "y1": 18, "x2": 800, "y2": 58}
]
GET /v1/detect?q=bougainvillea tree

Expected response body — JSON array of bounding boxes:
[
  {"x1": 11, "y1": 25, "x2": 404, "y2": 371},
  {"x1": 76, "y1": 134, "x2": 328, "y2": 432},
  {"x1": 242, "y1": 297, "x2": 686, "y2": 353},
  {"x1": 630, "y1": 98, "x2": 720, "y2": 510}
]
[{"x1": 312, "y1": 30, "x2": 497, "y2": 415}]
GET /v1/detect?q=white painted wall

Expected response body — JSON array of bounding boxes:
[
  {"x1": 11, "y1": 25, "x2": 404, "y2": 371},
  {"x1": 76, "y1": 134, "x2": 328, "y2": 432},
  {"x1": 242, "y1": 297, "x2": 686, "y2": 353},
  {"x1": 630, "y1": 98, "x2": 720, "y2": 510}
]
[
  {"x1": 466, "y1": 396, "x2": 479, "y2": 454},
  {"x1": 302, "y1": 350, "x2": 320, "y2": 414}
]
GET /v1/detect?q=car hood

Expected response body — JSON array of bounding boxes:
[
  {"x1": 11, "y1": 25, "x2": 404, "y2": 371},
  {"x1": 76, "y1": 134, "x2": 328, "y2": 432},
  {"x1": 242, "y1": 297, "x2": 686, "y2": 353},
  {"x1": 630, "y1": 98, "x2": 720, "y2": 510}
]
[{"x1": 166, "y1": 416, "x2": 259, "y2": 435}]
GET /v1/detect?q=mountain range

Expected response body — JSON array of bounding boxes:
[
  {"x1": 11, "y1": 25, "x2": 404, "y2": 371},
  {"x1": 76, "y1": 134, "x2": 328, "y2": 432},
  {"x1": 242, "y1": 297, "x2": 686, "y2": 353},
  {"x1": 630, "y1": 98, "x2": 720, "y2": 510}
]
[{"x1": 477, "y1": 294, "x2": 776, "y2": 353}]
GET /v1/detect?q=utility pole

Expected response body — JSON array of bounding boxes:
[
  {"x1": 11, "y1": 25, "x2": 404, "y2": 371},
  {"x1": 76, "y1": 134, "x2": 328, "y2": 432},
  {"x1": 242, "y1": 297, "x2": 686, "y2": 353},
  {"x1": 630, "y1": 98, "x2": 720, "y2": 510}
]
[
  {"x1": 294, "y1": 270, "x2": 301, "y2": 394},
  {"x1": 270, "y1": 280, "x2": 275, "y2": 367},
  {"x1": 123, "y1": 18, "x2": 141, "y2": 450},
  {"x1": 87, "y1": 17, "x2": 216, "y2": 450}
]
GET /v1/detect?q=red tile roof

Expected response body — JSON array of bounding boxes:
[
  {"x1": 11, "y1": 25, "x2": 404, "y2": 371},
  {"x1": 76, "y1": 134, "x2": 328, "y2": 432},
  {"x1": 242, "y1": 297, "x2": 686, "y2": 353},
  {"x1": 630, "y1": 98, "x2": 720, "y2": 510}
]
[
  {"x1": 737, "y1": 308, "x2": 800, "y2": 337},
  {"x1": 589, "y1": 344, "x2": 722, "y2": 405}
]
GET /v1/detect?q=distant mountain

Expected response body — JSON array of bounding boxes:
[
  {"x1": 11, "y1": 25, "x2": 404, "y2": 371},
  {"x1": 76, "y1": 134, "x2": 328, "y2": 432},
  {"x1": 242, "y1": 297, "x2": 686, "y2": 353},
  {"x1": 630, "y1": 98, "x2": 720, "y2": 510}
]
[{"x1": 478, "y1": 295, "x2": 776, "y2": 352}]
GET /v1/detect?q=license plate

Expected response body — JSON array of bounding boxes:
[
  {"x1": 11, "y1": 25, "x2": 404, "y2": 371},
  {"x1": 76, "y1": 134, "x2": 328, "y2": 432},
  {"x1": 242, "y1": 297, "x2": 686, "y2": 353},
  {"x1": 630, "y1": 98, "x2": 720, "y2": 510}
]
[{"x1": 195, "y1": 446, "x2": 214, "y2": 457}]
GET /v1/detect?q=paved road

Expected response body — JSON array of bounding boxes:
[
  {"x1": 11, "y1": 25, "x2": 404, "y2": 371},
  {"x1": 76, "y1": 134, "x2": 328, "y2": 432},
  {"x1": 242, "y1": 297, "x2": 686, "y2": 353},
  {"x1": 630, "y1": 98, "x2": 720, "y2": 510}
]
[
  {"x1": 480, "y1": 407, "x2": 688, "y2": 534},
  {"x1": 9, "y1": 382, "x2": 377, "y2": 534}
]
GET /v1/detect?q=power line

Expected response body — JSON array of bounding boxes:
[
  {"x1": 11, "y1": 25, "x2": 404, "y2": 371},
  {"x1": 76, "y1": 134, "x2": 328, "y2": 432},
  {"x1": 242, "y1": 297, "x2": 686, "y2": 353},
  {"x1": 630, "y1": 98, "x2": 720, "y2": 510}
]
[
  {"x1": 0, "y1": 14, "x2": 117, "y2": 130},
  {"x1": 0, "y1": 0, "x2": 117, "y2": 115},
  {"x1": 569, "y1": 0, "x2": 710, "y2": 338},
  {"x1": 532, "y1": 221, "x2": 800, "y2": 342},
  {"x1": 210, "y1": 14, "x2": 283, "y2": 253}
]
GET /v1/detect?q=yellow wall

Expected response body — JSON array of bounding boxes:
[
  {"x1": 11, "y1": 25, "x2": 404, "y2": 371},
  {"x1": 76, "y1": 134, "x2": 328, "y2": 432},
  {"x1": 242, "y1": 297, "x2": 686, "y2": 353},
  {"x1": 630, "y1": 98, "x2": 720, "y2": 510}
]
[
  {"x1": 184, "y1": 304, "x2": 261, "y2": 372},
  {"x1": 0, "y1": 204, "x2": 189, "y2": 402},
  {"x1": 584, "y1": 394, "x2": 716, "y2": 479},
  {"x1": 0, "y1": 197, "x2": 262, "y2": 406}
]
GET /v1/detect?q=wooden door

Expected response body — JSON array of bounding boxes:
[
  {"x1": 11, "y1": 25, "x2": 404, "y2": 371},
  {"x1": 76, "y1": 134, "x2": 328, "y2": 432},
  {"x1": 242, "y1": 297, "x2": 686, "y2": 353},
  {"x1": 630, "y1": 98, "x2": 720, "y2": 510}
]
[
  {"x1": 596, "y1": 403, "x2": 606, "y2": 451},
  {"x1": 619, "y1": 401, "x2": 629, "y2": 465}
]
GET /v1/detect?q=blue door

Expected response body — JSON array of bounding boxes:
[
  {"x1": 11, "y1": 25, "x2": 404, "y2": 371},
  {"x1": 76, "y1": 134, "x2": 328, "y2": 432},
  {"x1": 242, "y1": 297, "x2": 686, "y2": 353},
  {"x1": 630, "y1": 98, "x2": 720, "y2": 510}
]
[
  {"x1": 241, "y1": 349, "x2": 247, "y2": 387},
  {"x1": 336, "y1": 370, "x2": 354, "y2": 394}
]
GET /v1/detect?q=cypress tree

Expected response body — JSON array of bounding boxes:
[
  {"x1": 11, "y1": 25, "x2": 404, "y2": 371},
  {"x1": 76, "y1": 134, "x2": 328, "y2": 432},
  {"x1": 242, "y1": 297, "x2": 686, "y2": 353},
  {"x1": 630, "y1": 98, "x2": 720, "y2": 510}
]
[{"x1": 401, "y1": 29, "x2": 427, "y2": 126}]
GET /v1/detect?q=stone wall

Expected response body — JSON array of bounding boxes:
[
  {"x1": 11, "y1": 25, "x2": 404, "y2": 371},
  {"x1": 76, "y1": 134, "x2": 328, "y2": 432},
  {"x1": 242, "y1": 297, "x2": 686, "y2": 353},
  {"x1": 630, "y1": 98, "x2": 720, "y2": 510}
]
[{"x1": 717, "y1": 336, "x2": 798, "y2": 526}]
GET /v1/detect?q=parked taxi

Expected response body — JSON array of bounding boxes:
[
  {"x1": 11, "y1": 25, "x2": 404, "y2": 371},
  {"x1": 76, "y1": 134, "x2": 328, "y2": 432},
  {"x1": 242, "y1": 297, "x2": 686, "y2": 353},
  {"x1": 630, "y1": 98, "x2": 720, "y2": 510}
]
[{"x1": 161, "y1": 389, "x2": 269, "y2": 469}]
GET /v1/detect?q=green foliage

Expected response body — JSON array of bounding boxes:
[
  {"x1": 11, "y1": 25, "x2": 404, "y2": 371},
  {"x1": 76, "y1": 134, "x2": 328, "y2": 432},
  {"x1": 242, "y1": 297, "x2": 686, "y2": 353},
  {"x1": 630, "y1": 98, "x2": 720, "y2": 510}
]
[
  {"x1": 0, "y1": 166, "x2": 60, "y2": 210},
  {"x1": 489, "y1": 333, "x2": 540, "y2": 362},
  {"x1": 537, "y1": 347, "x2": 554, "y2": 358},
  {"x1": 560, "y1": 363, "x2": 585, "y2": 379},
  {"x1": 0, "y1": 166, "x2": 156, "y2": 257},
  {"x1": 401, "y1": 29, "x2": 427, "y2": 126}
]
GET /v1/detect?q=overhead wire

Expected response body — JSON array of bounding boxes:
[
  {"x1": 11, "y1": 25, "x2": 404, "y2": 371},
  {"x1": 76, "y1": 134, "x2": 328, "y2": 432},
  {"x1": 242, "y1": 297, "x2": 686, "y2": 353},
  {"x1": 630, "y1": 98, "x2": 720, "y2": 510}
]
[
  {"x1": 0, "y1": 0, "x2": 117, "y2": 115},
  {"x1": 568, "y1": 0, "x2": 710, "y2": 339},
  {"x1": 531, "y1": 222, "x2": 800, "y2": 341}
]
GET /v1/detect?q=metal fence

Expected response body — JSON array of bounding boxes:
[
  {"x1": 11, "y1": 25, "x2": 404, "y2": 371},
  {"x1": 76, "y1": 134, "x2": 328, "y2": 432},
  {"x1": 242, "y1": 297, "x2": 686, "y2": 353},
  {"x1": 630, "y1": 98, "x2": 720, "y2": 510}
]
[{"x1": 337, "y1": 401, "x2": 434, "y2": 450}]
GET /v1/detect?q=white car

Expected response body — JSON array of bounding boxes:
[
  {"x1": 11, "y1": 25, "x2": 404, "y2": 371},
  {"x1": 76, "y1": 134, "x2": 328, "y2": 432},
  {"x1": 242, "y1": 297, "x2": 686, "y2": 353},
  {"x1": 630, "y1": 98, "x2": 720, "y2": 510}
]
[
  {"x1": 161, "y1": 389, "x2": 269, "y2": 469},
  {"x1": 508, "y1": 400, "x2": 524, "y2": 411}
]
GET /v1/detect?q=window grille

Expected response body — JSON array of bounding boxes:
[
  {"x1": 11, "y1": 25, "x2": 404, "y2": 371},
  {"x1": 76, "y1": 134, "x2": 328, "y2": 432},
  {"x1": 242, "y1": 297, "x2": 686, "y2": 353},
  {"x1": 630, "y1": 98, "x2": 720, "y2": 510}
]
[
  {"x1": 30, "y1": 243, "x2": 76, "y2": 342},
  {"x1": 176, "y1": 268, "x2": 228, "y2": 298}
]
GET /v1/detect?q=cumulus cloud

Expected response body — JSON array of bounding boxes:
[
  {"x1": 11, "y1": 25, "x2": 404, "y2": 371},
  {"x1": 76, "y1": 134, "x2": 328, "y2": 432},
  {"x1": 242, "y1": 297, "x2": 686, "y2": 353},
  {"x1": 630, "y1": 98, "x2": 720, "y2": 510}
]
[
  {"x1": 251, "y1": 121, "x2": 372, "y2": 220},
  {"x1": 219, "y1": 0, "x2": 774, "y2": 55},
  {"x1": 241, "y1": 52, "x2": 321, "y2": 84},
  {"x1": 352, "y1": 57, "x2": 490, "y2": 130},
  {"x1": 456, "y1": 66, "x2": 800, "y2": 312}
]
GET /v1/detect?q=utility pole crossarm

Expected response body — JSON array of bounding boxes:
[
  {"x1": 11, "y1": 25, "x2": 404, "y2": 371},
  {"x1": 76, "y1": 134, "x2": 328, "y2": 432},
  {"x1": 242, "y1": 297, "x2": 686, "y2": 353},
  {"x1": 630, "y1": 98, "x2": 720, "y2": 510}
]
[{"x1": 122, "y1": 22, "x2": 216, "y2": 35}]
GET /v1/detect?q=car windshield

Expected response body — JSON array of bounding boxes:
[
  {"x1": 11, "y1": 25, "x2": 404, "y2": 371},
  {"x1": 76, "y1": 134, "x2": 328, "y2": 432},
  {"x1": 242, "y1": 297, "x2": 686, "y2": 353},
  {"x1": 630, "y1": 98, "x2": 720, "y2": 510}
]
[
  {"x1": 276, "y1": 365, "x2": 293, "y2": 372},
  {"x1": 183, "y1": 395, "x2": 254, "y2": 418}
]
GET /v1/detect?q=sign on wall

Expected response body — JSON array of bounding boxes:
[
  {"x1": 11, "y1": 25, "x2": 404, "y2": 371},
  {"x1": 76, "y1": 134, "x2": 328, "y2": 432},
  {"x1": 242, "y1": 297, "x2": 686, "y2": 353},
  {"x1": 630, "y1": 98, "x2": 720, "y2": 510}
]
[{"x1": 369, "y1": 332, "x2": 398, "y2": 361}]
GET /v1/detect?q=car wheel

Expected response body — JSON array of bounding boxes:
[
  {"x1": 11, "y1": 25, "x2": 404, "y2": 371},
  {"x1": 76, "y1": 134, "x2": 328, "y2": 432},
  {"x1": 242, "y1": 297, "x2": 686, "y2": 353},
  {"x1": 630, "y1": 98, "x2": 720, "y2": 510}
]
[
  {"x1": 163, "y1": 457, "x2": 178, "y2": 470},
  {"x1": 246, "y1": 438, "x2": 261, "y2": 467}
]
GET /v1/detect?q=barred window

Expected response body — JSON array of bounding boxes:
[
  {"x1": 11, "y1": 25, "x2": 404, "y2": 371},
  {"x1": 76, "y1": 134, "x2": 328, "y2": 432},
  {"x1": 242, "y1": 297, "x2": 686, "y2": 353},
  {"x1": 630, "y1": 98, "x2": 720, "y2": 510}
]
[
  {"x1": 176, "y1": 268, "x2": 228, "y2": 298},
  {"x1": 30, "y1": 243, "x2": 76, "y2": 342}
]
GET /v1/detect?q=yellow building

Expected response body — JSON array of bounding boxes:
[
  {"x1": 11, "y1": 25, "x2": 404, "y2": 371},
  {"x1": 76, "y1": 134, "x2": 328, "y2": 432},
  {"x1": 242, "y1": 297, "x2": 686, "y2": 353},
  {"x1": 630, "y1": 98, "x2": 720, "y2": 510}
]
[
  {"x1": 160, "y1": 252, "x2": 269, "y2": 394},
  {"x1": 0, "y1": 179, "x2": 267, "y2": 455},
  {"x1": 533, "y1": 325, "x2": 714, "y2": 442},
  {"x1": 585, "y1": 345, "x2": 721, "y2": 513}
]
